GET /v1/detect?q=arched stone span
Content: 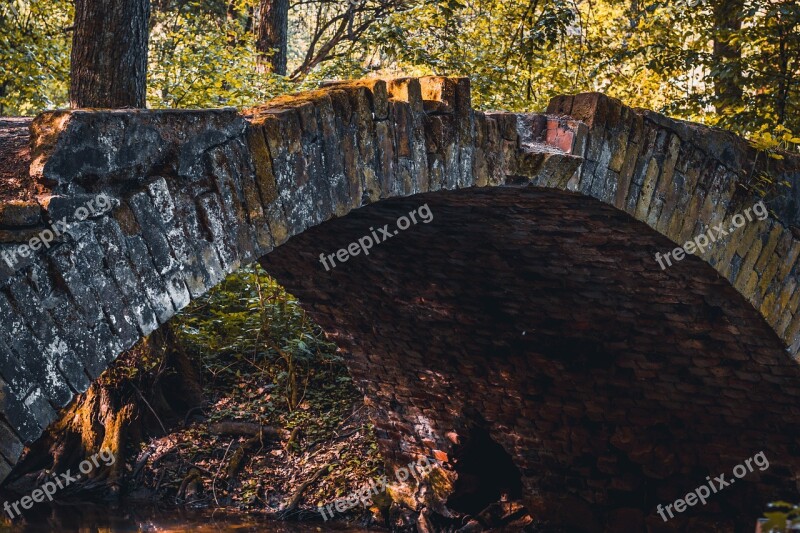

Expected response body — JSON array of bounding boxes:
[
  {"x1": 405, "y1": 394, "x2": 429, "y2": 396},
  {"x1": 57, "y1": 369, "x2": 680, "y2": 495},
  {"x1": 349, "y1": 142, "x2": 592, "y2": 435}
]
[{"x1": 0, "y1": 77, "x2": 797, "y2": 526}]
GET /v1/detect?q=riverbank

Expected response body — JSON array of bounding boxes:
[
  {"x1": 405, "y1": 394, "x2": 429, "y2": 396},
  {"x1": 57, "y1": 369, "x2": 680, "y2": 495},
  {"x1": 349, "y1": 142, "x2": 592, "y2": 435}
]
[{"x1": 0, "y1": 505, "x2": 378, "y2": 532}]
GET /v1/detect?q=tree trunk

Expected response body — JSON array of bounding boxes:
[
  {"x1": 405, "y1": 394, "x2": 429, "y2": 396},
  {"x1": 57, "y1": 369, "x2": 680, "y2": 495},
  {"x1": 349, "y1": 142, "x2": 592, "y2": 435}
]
[
  {"x1": 773, "y1": 8, "x2": 795, "y2": 127},
  {"x1": 256, "y1": 0, "x2": 289, "y2": 75},
  {"x1": 70, "y1": 0, "x2": 150, "y2": 108},
  {"x1": 1, "y1": 325, "x2": 203, "y2": 500},
  {"x1": 711, "y1": 0, "x2": 744, "y2": 116}
]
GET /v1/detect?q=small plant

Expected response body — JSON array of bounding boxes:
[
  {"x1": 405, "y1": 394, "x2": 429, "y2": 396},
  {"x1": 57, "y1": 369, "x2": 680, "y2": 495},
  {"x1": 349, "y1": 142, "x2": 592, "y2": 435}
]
[
  {"x1": 761, "y1": 501, "x2": 800, "y2": 532},
  {"x1": 173, "y1": 264, "x2": 339, "y2": 413},
  {"x1": 743, "y1": 125, "x2": 798, "y2": 198}
]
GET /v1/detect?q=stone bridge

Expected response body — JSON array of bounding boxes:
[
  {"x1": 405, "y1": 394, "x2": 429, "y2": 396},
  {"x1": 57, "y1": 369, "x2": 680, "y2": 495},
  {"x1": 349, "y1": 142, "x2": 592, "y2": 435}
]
[{"x1": 0, "y1": 77, "x2": 799, "y2": 530}]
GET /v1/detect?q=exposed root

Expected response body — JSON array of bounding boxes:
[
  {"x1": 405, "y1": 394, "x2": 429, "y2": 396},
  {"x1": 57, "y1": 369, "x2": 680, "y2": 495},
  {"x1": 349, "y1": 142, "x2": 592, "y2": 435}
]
[
  {"x1": 98, "y1": 401, "x2": 134, "y2": 497},
  {"x1": 226, "y1": 435, "x2": 262, "y2": 486},
  {"x1": 208, "y1": 421, "x2": 283, "y2": 439},
  {"x1": 280, "y1": 463, "x2": 333, "y2": 516},
  {"x1": 284, "y1": 426, "x2": 301, "y2": 452},
  {"x1": 177, "y1": 467, "x2": 203, "y2": 503}
]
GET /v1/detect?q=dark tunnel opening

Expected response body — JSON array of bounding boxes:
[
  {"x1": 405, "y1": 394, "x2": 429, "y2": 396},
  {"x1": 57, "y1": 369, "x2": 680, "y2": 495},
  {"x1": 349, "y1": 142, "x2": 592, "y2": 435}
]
[{"x1": 446, "y1": 426, "x2": 524, "y2": 514}]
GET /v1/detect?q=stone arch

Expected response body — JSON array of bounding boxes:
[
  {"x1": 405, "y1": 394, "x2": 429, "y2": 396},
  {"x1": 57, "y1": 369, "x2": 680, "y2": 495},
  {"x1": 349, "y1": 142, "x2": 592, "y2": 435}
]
[
  {"x1": 0, "y1": 76, "x2": 799, "y2": 526},
  {"x1": 261, "y1": 185, "x2": 800, "y2": 529}
]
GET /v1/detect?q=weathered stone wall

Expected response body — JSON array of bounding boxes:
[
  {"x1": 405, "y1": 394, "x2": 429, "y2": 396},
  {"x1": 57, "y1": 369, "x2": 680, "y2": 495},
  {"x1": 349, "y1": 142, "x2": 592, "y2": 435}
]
[
  {"x1": 548, "y1": 93, "x2": 800, "y2": 355},
  {"x1": 0, "y1": 77, "x2": 798, "y2": 530}
]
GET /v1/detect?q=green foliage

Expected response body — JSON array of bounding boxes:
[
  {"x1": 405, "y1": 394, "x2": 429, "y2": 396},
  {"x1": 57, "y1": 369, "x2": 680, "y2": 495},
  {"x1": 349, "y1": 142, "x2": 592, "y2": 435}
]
[
  {"x1": 97, "y1": 338, "x2": 165, "y2": 387},
  {"x1": 172, "y1": 264, "x2": 341, "y2": 413},
  {"x1": 148, "y1": 0, "x2": 294, "y2": 108},
  {"x1": 749, "y1": 125, "x2": 800, "y2": 156},
  {"x1": 2, "y1": 0, "x2": 799, "y2": 152},
  {"x1": 0, "y1": 0, "x2": 71, "y2": 115},
  {"x1": 740, "y1": 124, "x2": 797, "y2": 199},
  {"x1": 761, "y1": 501, "x2": 800, "y2": 532},
  {"x1": 357, "y1": 0, "x2": 582, "y2": 111},
  {"x1": 582, "y1": 0, "x2": 800, "y2": 141},
  {"x1": 168, "y1": 265, "x2": 380, "y2": 490},
  {"x1": 319, "y1": 0, "x2": 799, "y2": 145}
]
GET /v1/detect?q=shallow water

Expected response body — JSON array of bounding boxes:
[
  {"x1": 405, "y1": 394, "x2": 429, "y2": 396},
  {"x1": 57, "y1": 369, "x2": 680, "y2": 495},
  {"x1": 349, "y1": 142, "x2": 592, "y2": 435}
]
[{"x1": 1, "y1": 504, "x2": 374, "y2": 532}]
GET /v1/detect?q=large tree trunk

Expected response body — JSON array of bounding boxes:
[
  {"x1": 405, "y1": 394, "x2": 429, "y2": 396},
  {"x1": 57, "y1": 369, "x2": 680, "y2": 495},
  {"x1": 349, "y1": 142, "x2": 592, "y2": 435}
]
[
  {"x1": 256, "y1": 0, "x2": 289, "y2": 75},
  {"x1": 711, "y1": 0, "x2": 744, "y2": 116},
  {"x1": 70, "y1": 0, "x2": 150, "y2": 108}
]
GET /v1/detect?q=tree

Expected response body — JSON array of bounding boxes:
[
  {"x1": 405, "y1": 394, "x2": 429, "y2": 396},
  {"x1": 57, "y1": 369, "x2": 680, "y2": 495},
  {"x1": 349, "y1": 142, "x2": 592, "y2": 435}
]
[
  {"x1": 363, "y1": 0, "x2": 580, "y2": 110},
  {"x1": 287, "y1": 0, "x2": 411, "y2": 81},
  {"x1": 5, "y1": 0, "x2": 798, "y2": 147},
  {"x1": 0, "y1": 0, "x2": 72, "y2": 115},
  {"x1": 70, "y1": 0, "x2": 151, "y2": 108},
  {"x1": 711, "y1": 0, "x2": 744, "y2": 116},
  {"x1": 255, "y1": 0, "x2": 289, "y2": 75}
]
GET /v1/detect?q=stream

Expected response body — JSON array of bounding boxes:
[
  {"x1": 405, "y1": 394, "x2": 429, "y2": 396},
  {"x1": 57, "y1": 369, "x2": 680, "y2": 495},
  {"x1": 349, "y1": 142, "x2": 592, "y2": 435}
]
[{"x1": 1, "y1": 504, "x2": 374, "y2": 532}]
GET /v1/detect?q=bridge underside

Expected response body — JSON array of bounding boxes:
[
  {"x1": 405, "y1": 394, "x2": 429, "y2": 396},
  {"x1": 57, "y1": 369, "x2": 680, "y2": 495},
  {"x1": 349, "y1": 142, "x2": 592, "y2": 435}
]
[{"x1": 262, "y1": 186, "x2": 800, "y2": 530}]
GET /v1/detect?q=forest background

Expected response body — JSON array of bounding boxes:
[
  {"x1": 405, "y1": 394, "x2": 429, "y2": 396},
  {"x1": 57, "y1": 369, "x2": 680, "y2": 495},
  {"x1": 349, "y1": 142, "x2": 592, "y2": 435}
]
[{"x1": 1, "y1": 0, "x2": 798, "y2": 151}]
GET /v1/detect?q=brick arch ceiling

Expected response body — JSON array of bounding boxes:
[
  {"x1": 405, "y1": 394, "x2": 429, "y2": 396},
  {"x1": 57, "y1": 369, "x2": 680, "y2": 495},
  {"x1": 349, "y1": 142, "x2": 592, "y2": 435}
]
[{"x1": 262, "y1": 186, "x2": 800, "y2": 529}]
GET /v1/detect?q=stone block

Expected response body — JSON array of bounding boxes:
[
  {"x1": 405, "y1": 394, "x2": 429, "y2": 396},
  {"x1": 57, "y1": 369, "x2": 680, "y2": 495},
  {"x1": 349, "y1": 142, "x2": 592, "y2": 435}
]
[
  {"x1": 47, "y1": 296, "x2": 111, "y2": 379},
  {"x1": 0, "y1": 418, "x2": 23, "y2": 462},
  {"x1": 197, "y1": 192, "x2": 239, "y2": 272},
  {"x1": 30, "y1": 108, "x2": 246, "y2": 186},
  {"x1": 245, "y1": 124, "x2": 278, "y2": 205},
  {"x1": 72, "y1": 234, "x2": 140, "y2": 351},
  {"x1": 146, "y1": 177, "x2": 177, "y2": 224},
  {"x1": 0, "y1": 201, "x2": 42, "y2": 228},
  {"x1": 125, "y1": 235, "x2": 176, "y2": 324},
  {"x1": 387, "y1": 78, "x2": 424, "y2": 114},
  {"x1": 48, "y1": 243, "x2": 105, "y2": 324},
  {"x1": 6, "y1": 280, "x2": 90, "y2": 397},
  {"x1": 128, "y1": 192, "x2": 177, "y2": 275},
  {"x1": 0, "y1": 290, "x2": 72, "y2": 407},
  {"x1": 92, "y1": 217, "x2": 160, "y2": 335}
]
